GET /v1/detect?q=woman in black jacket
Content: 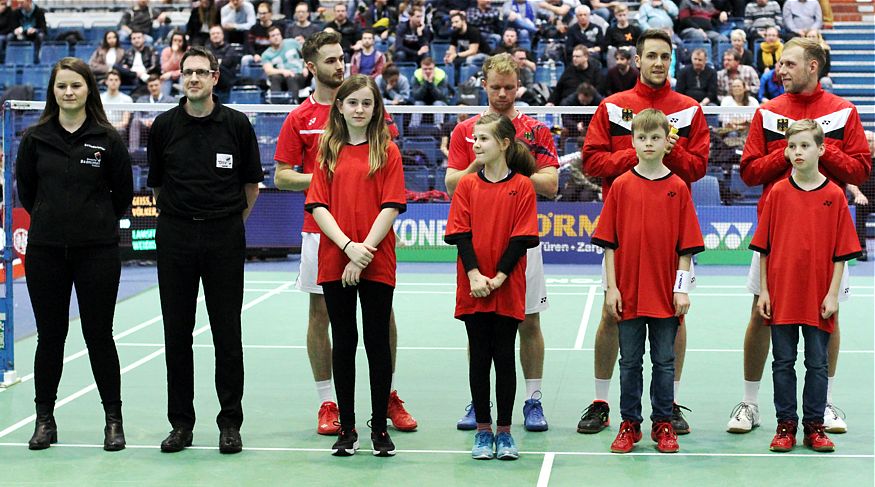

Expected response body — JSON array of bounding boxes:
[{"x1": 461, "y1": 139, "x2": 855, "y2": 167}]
[{"x1": 15, "y1": 57, "x2": 133, "y2": 452}]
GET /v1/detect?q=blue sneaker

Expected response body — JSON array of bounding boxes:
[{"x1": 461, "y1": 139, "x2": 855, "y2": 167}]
[
  {"x1": 523, "y1": 393, "x2": 548, "y2": 432},
  {"x1": 457, "y1": 403, "x2": 477, "y2": 430},
  {"x1": 495, "y1": 432, "x2": 519, "y2": 460},
  {"x1": 471, "y1": 431, "x2": 495, "y2": 460}
]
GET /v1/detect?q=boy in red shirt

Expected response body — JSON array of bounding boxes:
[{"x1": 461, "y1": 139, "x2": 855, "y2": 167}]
[
  {"x1": 749, "y1": 120, "x2": 862, "y2": 453},
  {"x1": 592, "y1": 109, "x2": 704, "y2": 454}
]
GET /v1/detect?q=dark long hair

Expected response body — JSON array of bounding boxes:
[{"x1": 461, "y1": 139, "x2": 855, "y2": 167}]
[
  {"x1": 100, "y1": 30, "x2": 119, "y2": 50},
  {"x1": 36, "y1": 57, "x2": 113, "y2": 131},
  {"x1": 475, "y1": 113, "x2": 536, "y2": 177}
]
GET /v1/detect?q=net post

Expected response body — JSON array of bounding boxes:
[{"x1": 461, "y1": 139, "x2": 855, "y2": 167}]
[{"x1": 1, "y1": 100, "x2": 19, "y2": 388}]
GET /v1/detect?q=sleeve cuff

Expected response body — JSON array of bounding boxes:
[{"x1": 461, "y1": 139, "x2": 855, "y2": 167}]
[
  {"x1": 304, "y1": 202, "x2": 328, "y2": 213},
  {"x1": 834, "y1": 250, "x2": 863, "y2": 262},
  {"x1": 678, "y1": 245, "x2": 705, "y2": 256},
  {"x1": 444, "y1": 231, "x2": 472, "y2": 245},
  {"x1": 381, "y1": 202, "x2": 407, "y2": 214},
  {"x1": 748, "y1": 243, "x2": 769, "y2": 255},
  {"x1": 591, "y1": 237, "x2": 617, "y2": 250}
]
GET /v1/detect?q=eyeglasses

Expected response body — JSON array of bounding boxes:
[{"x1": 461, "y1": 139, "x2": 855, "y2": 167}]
[{"x1": 182, "y1": 69, "x2": 216, "y2": 78}]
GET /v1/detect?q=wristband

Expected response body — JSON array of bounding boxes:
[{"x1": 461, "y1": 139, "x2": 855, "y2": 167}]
[
  {"x1": 674, "y1": 270, "x2": 692, "y2": 293},
  {"x1": 342, "y1": 239, "x2": 352, "y2": 252}
]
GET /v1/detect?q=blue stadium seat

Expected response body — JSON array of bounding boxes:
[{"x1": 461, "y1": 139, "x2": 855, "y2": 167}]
[
  {"x1": 6, "y1": 42, "x2": 35, "y2": 65},
  {"x1": 255, "y1": 114, "x2": 285, "y2": 144},
  {"x1": 436, "y1": 63, "x2": 455, "y2": 87},
  {"x1": 401, "y1": 136, "x2": 439, "y2": 167},
  {"x1": 73, "y1": 43, "x2": 97, "y2": 61},
  {"x1": 88, "y1": 21, "x2": 119, "y2": 44},
  {"x1": 431, "y1": 42, "x2": 450, "y2": 62},
  {"x1": 21, "y1": 65, "x2": 52, "y2": 89},
  {"x1": 459, "y1": 63, "x2": 480, "y2": 84},
  {"x1": 681, "y1": 39, "x2": 712, "y2": 65},
  {"x1": 241, "y1": 62, "x2": 266, "y2": 81},
  {"x1": 403, "y1": 166, "x2": 432, "y2": 192},
  {"x1": 433, "y1": 166, "x2": 447, "y2": 192},
  {"x1": 0, "y1": 65, "x2": 17, "y2": 89},
  {"x1": 131, "y1": 166, "x2": 142, "y2": 192},
  {"x1": 396, "y1": 62, "x2": 417, "y2": 83},
  {"x1": 535, "y1": 61, "x2": 563, "y2": 88},
  {"x1": 39, "y1": 42, "x2": 70, "y2": 65},
  {"x1": 692, "y1": 175, "x2": 721, "y2": 206},
  {"x1": 729, "y1": 165, "x2": 762, "y2": 203},
  {"x1": 563, "y1": 138, "x2": 579, "y2": 157},
  {"x1": 228, "y1": 87, "x2": 262, "y2": 104}
]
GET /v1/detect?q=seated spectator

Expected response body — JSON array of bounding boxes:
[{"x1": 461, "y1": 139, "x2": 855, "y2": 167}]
[
  {"x1": 351, "y1": 29, "x2": 386, "y2": 78},
  {"x1": 129, "y1": 74, "x2": 174, "y2": 150},
  {"x1": 604, "y1": 47, "x2": 639, "y2": 95},
  {"x1": 367, "y1": 0, "x2": 397, "y2": 42},
  {"x1": 502, "y1": 0, "x2": 538, "y2": 42},
  {"x1": 286, "y1": 2, "x2": 321, "y2": 44},
  {"x1": 376, "y1": 64, "x2": 412, "y2": 105},
  {"x1": 8, "y1": 0, "x2": 45, "y2": 63},
  {"x1": 561, "y1": 82, "x2": 602, "y2": 137},
  {"x1": 261, "y1": 25, "x2": 305, "y2": 100},
  {"x1": 728, "y1": 29, "x2": 755, "y2": 67},
  {"x1": 90, "y1": 30, "x2": 126, "y2": 83},
  {"x1": 676, "y1": 47, "x2": 717, "y2": 105},
  {"x1": 604, "y1": 3, "x2": 641, "y2": 69},
  {"x1": 783, "y1": 0, "x2": 821, "y2": 37},
  {"x1": 432, "y1": 0, "x2": 470, "y2": 38},
  {"x1": 186, "y1": 0, "x2": 220, "y2": 47},
  {"x1": 802, "y1": 27, "x2": 833, "y2": 91},
  {"x1": 205, "y1": 25, "x2": 240, "y2": 96},
  {"x1": 537, "y1": 0, "x2": 574, "y2": 27},
  {"x1": 115, "y1": 30, "x2": 159, "y2": 93},
  {"x1": 492, "y1": 27, "x2": 521, "y2": 55},
  {"x1": 717, "y1": 50, "x2": 759, "y2": 98},
  {"x1": 394, "y1": 5, "x2": 431, "y2": 63},
  {"x1": 221, "y1": 0, "x2": 256, "y2": 45},
  {"x1": 677, "y1": 0, "x2": 729, "y2": 46},
  {"x1": 758, "y1": 66, "x2": 784, "y2": 102},
  {"x1": 326, "y1": 3, "x2": 361, "y2": 55},
  {"x1": 744, "y1": 0, "x2": 783, "y2": 40},
  {"x1": 101, "y1": 70, "x2": 133, "y2": 134},
  {"x1": 247, "y1": 1, "x2": 276, "y2": 58},
  {"x1": 444, "y1": 12, "x2": 487, "y2": 67},
  {"x1": 718, "y1": 78, "x2": 758, "y2": 136},
  {"x1": 159, "y1": 30, "x2": 186, "y2": 98},
  {"x1": 636, "y1": 0, "x2": 679, "y2": 32},
  {"x1": 547, "y1": 45, "x2": 604, "y2": 105},
  {"x1": 137, "y1": 74, "x2": 175, "y2": 104},
  {"x1": 512, "y1": 47, "x2": 543, "y2": 105},
  {"x1": 565, "y1": 6, "x2": 604, "y2": 63},
  {"x1": 411, "y1": 57, "x2": 451, "y2": 126},
  {"x1": 757, "y1": 26, "x2": 783, "y2": 73},
  {"x1": 119, "y1": 0, "x2": 167, "y2": 43},
  {"x1": 467, "y1": 0, "x2": 502, "y2": 51}
]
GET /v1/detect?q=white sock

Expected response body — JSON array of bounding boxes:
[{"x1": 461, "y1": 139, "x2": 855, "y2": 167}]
[
  {"x1": 594, "y1": 378, "x2": 611, "y2": 403},
  {"x1": 673, "y1": 381, "x2": 680, "y2": 402},
  {"x1": 743, "y1": 380, "x2": 760, "y2": 405},
  {"x1": 391, "y1": 374, "x2": 395, "y2": 392},
  {"x1": 525, "y1": 379, "x2": 542, "y2": 398},
  {"x1": 827, "y1": 376, "x2": 835, "y2": 404},
  {"x1": 316, "y1": 380, "x2": 334, "y2": 404}
]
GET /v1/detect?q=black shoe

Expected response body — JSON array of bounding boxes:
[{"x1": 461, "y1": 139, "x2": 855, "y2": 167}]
[
  {"x1": 28, "y1": 403, "x2": 57, "y2": 450},
  {"x1": 371, "y1": 430, "x2": 396, "y2": 457},
  {"x1": 331, "y1": 427, "x2": 359, "y2": 456},
  {"x1": 577, "y1": 400, "x2": 610, "y2": 434},
  {"x1": 160, "y1": 428, "x2": 193, "y2": 453},
  {"x1": 671, "y1": 403, "x2": 691, "y2": 435},
  {"x1": 103, "y1": 403, "x2": 125, "y2": 452},
  {"x1": 219, "y1": 427, "x2": 242, "y2": 454}
]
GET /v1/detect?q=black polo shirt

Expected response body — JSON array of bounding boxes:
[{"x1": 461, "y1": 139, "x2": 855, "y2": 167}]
[{"x1": 147, "y1": 96, "x2": 263, "y2": 219}]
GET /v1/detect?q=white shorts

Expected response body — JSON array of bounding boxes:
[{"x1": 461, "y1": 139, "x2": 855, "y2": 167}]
[
  {"x1": 525, "y1": 243, "x2": 549, "y2": 315},
  {"x1": 746, "y1": 251, "x2": 850, "y2": 302},
  {"x1": 600, "y1": 256, "x2": 697, "y2": 291},
  {"x1": 295, "y1": 232, "x2": 323, "y2": 295}
]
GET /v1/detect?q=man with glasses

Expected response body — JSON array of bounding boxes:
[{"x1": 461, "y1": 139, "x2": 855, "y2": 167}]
[{"x1": 148, "y1": 46, "x2": 263, "y2": 455}]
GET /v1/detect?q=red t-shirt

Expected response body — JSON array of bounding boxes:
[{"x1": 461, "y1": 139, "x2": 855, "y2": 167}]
[
  {"x1": 275, "y1": 96, "x2": 400, "y2": 233},
  {"x1": 592, "y1": 169, "x2": 705, "y2": 320},
  {"x1": 304, "y1": 142, "x2": 407, "y2": 287},
  {"x1": 447, "y1": 112, "x2": 559, "y2": 173},
  {"x1": 445, "y1": 172, "x2": 539, "y2": 321},
  {"x1": 749, "y1": 177, "x2": 861, "y2": 332}
]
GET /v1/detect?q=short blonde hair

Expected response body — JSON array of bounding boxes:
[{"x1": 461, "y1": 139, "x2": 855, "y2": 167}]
[
  {"x1": 783, "y1": 37, "x2": 826, "y2": 73},
  {"x1": 482, "y1": 53, "x2": 519, "y2": 80},
  {"x1": 631, "y1": 108, "x2": 670, "y2": 136},
  {"x1": 785, "y1": 119, "x2": 824, "y2": 146},
  {"x1": 730, "y1": 29, "x2": 746, "y2": 42}
]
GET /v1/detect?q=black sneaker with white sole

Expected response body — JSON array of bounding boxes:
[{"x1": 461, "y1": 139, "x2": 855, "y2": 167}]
[
  {"x1": 331, "y1": 428, "x2": 359, "y2": 456},
  {"x1": 577, "y1": 400, "x2": 610, "y2": 434},
  {"x1": 671, "y1": 404, "x2": 691, "y2": 435},
  {"x1": 371, "y1": 430, "x2": 396, "y2": 457}
]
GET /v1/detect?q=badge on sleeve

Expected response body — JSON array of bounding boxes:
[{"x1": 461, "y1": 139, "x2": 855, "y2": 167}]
[{"x1": 216, "y1": 153, "x2": 233, "y2": 169}]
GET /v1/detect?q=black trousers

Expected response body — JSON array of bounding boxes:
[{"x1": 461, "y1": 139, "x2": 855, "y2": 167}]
[
  {"x1": 322, "y1": 279, "x2": 394, "y2": 431},
  {"x1": 156, "y1": 214, "x2": 245, "y2": 430},
  {"x1": 26, "y1": 244, "x2": 122, "y2": 408},
  {"x1": 464, "y1": 313, "x2": 520, "y2": 427}
]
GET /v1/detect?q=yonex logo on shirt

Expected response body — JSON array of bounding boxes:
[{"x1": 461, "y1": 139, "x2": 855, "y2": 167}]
[
  {"x1": 668, "y1": 191, "x2": 676, "y2": 198},
  {"x1": 824, "y1": 200, "x2": 833, "y2": 207},
  {"x1": 308, "y1": 117, "x2": 317, "y2": 126},
  {"x1": 509, "y1": 190, "x2": 518, "y2": 196}
]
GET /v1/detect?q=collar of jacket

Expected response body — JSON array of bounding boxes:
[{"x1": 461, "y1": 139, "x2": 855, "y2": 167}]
[
  {"x1": 30, "y1": 116, "x2": 105, "y2": 146},
  {"x1": 782, "y1": 83, "x2": 824, "y2": 104},
  {"x1": 632, "y1": 79, "x2": 672, "y2": 99},
  {"x1": 177, "y1": 94, "x2": 227, "y2": 123}
]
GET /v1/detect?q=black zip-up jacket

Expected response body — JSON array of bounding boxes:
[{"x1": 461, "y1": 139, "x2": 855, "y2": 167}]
[{"x1": 15, "y1": 118, "x2": 134, "y2": 247}]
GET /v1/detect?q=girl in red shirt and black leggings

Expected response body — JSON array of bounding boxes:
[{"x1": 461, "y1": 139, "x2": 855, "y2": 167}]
[{"x1": 305, "y1": 75, "x2": 406, "y2": 458}]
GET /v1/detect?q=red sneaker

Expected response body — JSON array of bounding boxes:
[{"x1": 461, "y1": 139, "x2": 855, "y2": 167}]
[
  {"x1": 317, "y1": 401, "x2": 340, "y2": 436},
  {"x1": 769, "y1": 420, "x2": 798, "y2": 452},
  {"x1": 610, "y1": 420, "x2": 642, "y2": 453},
  {"x1": 651, "y1": 421, "x2": 679, "y2": 453},
  {"x1": 803, "y1": 422, "x2": 835, "y2": 452},
  {"x1": 387, "y1": 390, "x2": 418, "y2": 431}
]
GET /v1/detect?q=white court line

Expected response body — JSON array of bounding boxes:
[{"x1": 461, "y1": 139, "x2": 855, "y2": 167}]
[
  {"x1": 240, "y1": 288, "x2": 875, "y2": 298},
  {"x1": 574, "y1": 285, "x2": 597, "y2": 350},
  {"x1": 0, "y1": 282, "x2": 292, "y2": 439},
  {"x1": 243, "y1": 280, "x2": 875, "y2": 290},
  {"x1": 112, "y1": 343, "x2": 875, "y2": 354},
  {"x1": 0, "y1": 442, "x2": 870, "y2": 459},
  {"x1": 537, "y1": 452, "x2": 555, "y2": 487}
]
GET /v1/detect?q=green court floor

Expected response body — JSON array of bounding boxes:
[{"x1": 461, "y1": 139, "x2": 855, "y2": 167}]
[{"x1": 0, "y1": 271, "x2": 872, "y2": 486}]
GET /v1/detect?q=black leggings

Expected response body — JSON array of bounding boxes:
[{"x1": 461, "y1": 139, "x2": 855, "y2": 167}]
[
  {"x1": 464, "y1": 313, "x2": 520, "y2": 427},
  {"x1": 26, "y1": 244, "x2": 122, "y2": 408},
  {"x1": 322, "y1": 279, "x2": 394, "y2": 431}
]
